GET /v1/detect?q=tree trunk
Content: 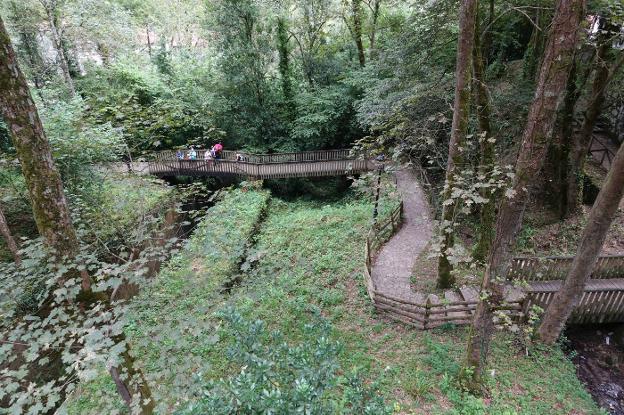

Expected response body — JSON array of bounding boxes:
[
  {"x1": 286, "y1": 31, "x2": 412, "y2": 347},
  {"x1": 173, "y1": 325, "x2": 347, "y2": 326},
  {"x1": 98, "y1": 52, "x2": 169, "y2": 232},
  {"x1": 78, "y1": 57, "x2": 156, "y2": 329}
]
[
  {"x1": 369, "y1": 0, "x2": 381, "y2": 56},
  {"x1": 44, "y1": 4, "x2": 76, "y2": 97},
  {"x1": 351, "y1": 0, "x2": 366, "y2": 67},
  {"x1": 460, "y1": 0, "x2": 585, "y2": 392},
  {"x1": 0, "y1": 17, "x2": 154, "y2": 413},
  {"x1": 146, "y1": 25, "x2": 152, "y2": 58},
  {"x1": 472, "y1": 16, "x2": 496, "y2": 263},
  {"x1": 538, "y1": 141, "x2": 624, "y2": 343},
  {"x1": 566, "y1": 41, "x2": 612, "y2": 216},
  {"x1": 523, "y1": 6, "x2": 547, "y2": 81},
  {"x1": 0, "y1": 205, "x2": 20, "y2": 265},
  {"x1": 437, "y1": 0, "x2": 478, "y2": 289},
  {"x1": 277, "y1": 17, "x2": 293, "y2": 105},
  {"x1": 0, "y1": 18, "x2": 79, "y2": 261}
]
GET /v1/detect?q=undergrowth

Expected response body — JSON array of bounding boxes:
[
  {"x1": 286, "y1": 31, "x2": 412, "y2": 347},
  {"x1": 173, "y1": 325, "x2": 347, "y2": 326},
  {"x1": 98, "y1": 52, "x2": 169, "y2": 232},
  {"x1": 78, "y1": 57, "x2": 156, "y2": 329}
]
[{"x1": 67, "y1": 181, "x2": 601, "y2": 414}]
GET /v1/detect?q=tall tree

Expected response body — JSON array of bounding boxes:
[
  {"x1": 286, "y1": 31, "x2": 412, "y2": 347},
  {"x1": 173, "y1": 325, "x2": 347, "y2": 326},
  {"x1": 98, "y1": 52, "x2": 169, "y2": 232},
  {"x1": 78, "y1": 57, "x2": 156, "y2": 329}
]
[
  {"x1": 566, "y1": 27, "x2": 621, "y2": 216},
  {"x1": 277, "y1": 16, "x2": 294, "y2": 104},
  {"x1": 351, "y1": 0, "x2": 366, "y2": 67},
  {"x1": 537, "y1": 141, "x2": 624, "y2": 343},
  {"x1": 0, "y1": 16, "x2": 153, "y2": 412},
  {"x1": 459, "y1": 0, "x2": 586, "y2": 392},
  {"x1": 0, "y1": 15, "x2": 79, "y2": 261},
  {"x1": 0, "y1": 205, "x2": 20, "y2": 265},
  {"x1": 472, "y1": 9, "x2": 496, "y2": 262},
  {"x1": 437, "y1": 0, "x2": 478, "y2": 289}
]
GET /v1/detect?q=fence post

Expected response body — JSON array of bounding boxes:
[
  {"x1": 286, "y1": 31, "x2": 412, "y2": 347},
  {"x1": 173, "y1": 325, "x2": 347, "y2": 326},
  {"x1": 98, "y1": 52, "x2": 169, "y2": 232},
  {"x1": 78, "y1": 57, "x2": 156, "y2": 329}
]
[
  {"x1": 424, "y1": 297, "x2": 432, "y2": 330},
  {"x1": 372, "y1": 165, "x2": 383, "y2": 222}
]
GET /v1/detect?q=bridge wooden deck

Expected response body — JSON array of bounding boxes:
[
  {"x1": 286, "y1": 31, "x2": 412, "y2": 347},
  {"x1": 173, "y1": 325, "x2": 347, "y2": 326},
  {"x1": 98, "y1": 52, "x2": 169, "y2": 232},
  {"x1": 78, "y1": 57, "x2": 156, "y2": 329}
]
[{"x1": 148, "y1": 149, "x2": 375, "y2": 179}]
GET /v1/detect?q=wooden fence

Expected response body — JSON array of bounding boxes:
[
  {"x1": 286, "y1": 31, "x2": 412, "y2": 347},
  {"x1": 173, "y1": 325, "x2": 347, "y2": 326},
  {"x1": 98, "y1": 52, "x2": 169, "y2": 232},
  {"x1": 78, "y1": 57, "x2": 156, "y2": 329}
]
[
  {"x1": 508, "y1": 255, "x2": 624, "y2": 281},
  {"x1": 363, "y1": 201, "x2": 523, "y2": 329},
  {"x1": 148, "y1": 149, "x2": 374, "y2": 179}
]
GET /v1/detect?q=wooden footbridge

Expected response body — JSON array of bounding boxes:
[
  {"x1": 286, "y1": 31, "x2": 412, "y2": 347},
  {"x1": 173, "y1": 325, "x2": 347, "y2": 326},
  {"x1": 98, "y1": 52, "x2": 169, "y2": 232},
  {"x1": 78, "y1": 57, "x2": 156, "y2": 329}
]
[
  {"x1": 365, "y1": 202, "x2": 624, "y2": 329},
  {"x1": 148, "y1": 149, "x2": 375, "y2": 179}
]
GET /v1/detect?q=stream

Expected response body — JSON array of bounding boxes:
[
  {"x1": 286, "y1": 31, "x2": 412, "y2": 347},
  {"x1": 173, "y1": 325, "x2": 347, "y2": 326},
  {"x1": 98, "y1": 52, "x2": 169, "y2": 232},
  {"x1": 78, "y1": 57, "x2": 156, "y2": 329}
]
[{"x1": 566, "y1": 324, "x2": 624, "y2": 414}]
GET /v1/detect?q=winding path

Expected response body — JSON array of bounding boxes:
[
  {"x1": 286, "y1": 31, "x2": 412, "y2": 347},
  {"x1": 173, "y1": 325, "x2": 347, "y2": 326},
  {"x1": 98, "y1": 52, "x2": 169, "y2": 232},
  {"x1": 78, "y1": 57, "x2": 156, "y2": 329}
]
[{"x1": 371, "y1": 168, "x2": 433, "y2": 303}]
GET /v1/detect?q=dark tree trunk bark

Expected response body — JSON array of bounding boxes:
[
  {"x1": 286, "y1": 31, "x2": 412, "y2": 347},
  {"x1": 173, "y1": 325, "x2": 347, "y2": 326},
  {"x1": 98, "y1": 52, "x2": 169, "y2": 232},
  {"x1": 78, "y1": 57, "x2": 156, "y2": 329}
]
[
  {"x1": 352, "y1": 0, "x2": 366, "y2": 67},
  {"x1": 472, "y1": 16, "x2": 496, "y2": 263},
  {"x1": 546, "y1": 58, "x2": 578, "y2": 217},
  {"x1": 0, "y1": 205, "x2": 20, "y2": 266},
  {"x1": 538, "y1": 141, "x2": 624, "y2": 343},
  {"x1": 566, "y1": 41, "x2": 612, "y2": 216},
  {"x1": 460, "y1": 0, "x2": 585, "y2": 392},
  {"x1": 437, "y1": 0, "x2": 478, "y2": 289}
]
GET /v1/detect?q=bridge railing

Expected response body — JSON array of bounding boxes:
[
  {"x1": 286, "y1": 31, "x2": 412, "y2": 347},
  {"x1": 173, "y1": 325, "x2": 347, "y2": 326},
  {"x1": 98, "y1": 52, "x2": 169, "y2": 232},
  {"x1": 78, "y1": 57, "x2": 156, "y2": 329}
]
[
  {"x1": 152, "y1": 149, "x2": 359, "y2": 164},
  {"x1": 508, "y1": 255, "x2": 624, "y2": 281}
]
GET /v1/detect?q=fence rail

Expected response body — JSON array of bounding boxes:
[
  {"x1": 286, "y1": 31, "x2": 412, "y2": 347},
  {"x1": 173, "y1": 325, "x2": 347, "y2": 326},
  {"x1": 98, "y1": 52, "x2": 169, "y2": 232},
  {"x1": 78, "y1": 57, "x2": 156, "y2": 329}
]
[
  {"x1": 363, "y1": 177, "x2": 624, "y2": 329},
  {"x1": 508, "y1": 255, "x2": 624, "y2": 281},
  {"x1": 148, "y1": 149, "x2": 375, "y2": 179}
]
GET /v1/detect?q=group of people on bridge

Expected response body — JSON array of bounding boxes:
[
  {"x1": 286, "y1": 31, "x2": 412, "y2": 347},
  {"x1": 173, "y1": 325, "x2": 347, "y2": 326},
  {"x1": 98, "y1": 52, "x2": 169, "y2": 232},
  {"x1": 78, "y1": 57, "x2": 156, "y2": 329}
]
[{"x1": 176, "y1": 143, "x2": 226, "y2": 165}]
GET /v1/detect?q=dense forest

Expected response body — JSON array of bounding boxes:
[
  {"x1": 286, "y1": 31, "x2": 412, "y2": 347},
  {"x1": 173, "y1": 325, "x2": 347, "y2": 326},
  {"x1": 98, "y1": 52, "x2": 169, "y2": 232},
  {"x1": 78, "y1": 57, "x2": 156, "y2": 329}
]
[{"x1": 1, "y1": 0, "x2": 624, "y2": 413}]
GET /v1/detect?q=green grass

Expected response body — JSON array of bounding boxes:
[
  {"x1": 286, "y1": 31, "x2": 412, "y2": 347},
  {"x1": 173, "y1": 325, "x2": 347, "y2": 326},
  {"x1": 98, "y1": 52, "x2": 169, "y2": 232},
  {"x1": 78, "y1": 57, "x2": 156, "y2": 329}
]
[
  {"x1": 65, "y1": 186, "x2": 271, "y2": 414},
  {"x1": 67, "y1": 183, "x2": 601, "y2": 414}
]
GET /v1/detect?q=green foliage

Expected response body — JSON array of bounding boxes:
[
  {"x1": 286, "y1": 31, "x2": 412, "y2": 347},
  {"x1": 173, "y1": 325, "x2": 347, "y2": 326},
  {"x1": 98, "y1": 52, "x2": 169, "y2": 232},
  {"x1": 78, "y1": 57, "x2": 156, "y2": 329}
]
[
  {"x1": 180, "y1": 309, "x2": 391, "y2": 415},
  {"x1": 291, "y1": 85, "x2": 363, "y2": 150},
  {"x1": 39, "y1": 98, "x2": 125, "y2": 180},
  {"x1": 78, "y1": 59, "x2": 220, "y2": 153}
]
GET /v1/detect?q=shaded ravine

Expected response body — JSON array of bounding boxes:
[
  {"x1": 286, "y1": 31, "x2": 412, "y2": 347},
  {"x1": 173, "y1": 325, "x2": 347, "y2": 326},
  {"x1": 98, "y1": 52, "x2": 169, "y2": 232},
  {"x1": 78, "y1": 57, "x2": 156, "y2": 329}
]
[
  {"x1": 371, "y1": 168, "x2": 433, "y2": 303},
  {"x1": 566, "y1": 325, "x2": 624, "y2": 415}
]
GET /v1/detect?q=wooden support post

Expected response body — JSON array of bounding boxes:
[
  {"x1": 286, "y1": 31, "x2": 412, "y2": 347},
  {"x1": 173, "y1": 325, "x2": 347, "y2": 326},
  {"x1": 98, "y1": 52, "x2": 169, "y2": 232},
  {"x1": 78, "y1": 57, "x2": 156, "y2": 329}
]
[
  {"x1": 424, "y1": 297, "x2": 432, "y2": 330},
  {"x1": 373, "y1": 165, "x2": 383, "y2": 222}
]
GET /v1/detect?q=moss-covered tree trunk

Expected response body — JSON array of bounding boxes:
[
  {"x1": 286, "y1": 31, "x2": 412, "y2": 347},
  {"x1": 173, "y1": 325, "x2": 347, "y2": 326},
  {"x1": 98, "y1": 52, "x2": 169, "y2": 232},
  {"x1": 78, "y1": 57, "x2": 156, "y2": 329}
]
[
  {"x1": 0, "y1": 17, "x2": 79, "y2": 260},
  {"x1": 538, "y1": 141, "x2": 624, "y2": 343},
  {"x1": 0, "y1": 17, "x2": 154, "y2": 413},
  {"x1": 352, "y1": 0, "x2": 366, "y2": 67},
  {"x1": 566, "y1": 41, "x2": 613, "y2": 216},
  {"x1": 437, "y1": 0, "x2": 478, "y2": 289},
  {"x1": 459, "y1": 0, "x2": 585, "y2": 392},
  {"x1": 0, "y1": 205, "x2": 20, "y2": 265},
  {"x1": 472, "y1": 16, "x2": 496, "y2": 263},
  {"x1": 277, "y1": 17, "x2": 294, "y2": 105},
  {"x1": 549, "y1": 58, "x2": 578, "y2": 217}
]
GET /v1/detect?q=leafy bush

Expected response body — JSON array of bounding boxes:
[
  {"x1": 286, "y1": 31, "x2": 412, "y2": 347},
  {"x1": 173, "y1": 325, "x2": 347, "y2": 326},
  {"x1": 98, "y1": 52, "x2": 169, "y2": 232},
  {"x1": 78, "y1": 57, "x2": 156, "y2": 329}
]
[
  {"x1": 180, "y1": 309, "x2": 391, "y2": 415},
  {"x1": 39, "y1": 98, "x2": 125, "y2": 180}
]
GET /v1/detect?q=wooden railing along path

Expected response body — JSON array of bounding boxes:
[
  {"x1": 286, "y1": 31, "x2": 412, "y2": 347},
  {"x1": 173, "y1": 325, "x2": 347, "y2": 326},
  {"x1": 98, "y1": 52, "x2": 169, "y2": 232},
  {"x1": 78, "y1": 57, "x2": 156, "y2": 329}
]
[
  {"x1": 148, "y1": 149, "x2": 375, "y2": 179},
  {"x1": 365, "y1": 195, "x2": 624, "y2": 329},
  {"x1": 364, "y1": 202, "x2": 523, "y2": 329}
]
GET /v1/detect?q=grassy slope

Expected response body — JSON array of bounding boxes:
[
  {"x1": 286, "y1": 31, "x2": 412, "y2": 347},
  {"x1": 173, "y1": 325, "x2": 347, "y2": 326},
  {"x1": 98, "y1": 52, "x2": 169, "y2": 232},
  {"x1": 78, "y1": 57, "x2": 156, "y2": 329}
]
[
  {"x1": 68, "y1": 184, "x2": 600, "y2": 414},
  {"x1": 226, "y1": 195, "x2": 601, "y2": 415},
  {"x1": 66, "y1": 186, "x2": 271, "y2": 413}
]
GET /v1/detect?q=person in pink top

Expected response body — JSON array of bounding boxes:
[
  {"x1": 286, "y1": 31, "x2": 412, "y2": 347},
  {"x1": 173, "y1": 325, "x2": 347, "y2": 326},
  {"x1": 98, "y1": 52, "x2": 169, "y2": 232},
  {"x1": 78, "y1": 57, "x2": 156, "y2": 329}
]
[{"x1": 212, "y1": 142, "x2": 223, "y2": 161}]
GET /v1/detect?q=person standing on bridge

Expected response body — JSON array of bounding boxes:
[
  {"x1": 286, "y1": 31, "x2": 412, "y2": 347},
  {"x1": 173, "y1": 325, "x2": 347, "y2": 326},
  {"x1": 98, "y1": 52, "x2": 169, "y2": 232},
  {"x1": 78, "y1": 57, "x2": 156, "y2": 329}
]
[
  {"x1": 204, "y1": 148, "x2": 214, "y2": 167},
  {"x1": 189, "y1": 147, "x2": 197, "y2": 160},
  {"x1": 213, "y1": 142, "x2": 223, "y2": 159}
]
